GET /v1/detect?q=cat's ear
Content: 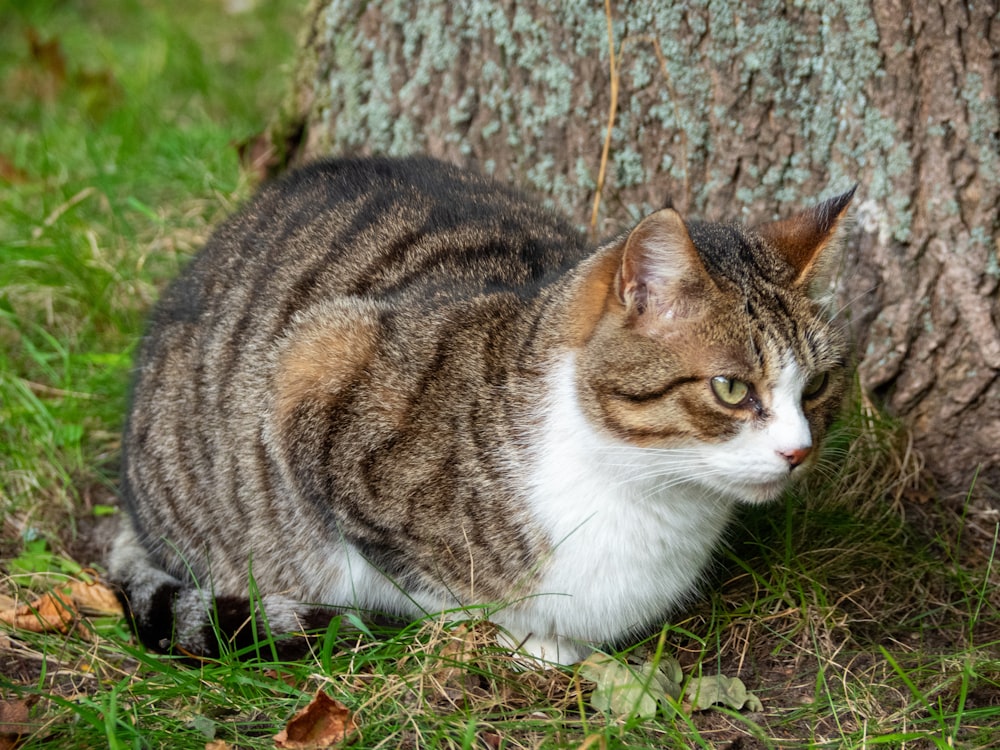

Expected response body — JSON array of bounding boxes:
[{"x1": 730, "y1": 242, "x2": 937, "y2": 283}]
[
  {"x1": 616, "y1": 208, "x2": 714, "y2": 320},
  {"x1": 757, "y1": 186, "x2": 857, "y2": 294}
]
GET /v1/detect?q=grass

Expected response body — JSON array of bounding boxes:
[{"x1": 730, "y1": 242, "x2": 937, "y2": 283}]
[{"x1": 1, "y1": 1, "x2": 999, "y2": 748}]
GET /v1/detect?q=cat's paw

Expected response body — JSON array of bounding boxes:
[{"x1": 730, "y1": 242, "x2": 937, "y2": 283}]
[{"x1": 497, "y1": 630, "x2": 589, "y2": 667}]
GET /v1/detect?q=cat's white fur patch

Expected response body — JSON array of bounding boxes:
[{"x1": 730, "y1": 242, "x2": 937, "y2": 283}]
[
  {"x1": 492, "y1": 352, "x2": 813, "y2": 664},
  {"x1": 499, "y1": 353, "x2": 735, "y2": 663},
  {"x1": 311, "y1": 536, "x2": 457, "y2": 621}
]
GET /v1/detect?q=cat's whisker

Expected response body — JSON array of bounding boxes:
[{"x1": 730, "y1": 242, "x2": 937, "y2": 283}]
[
  {"x1": 597, "y1": 446, "x2": 713, "y2": 460},
  {"x1": 830, "y1": 282, "x2": 879, "y2": 322},
  {"x1": 611, "y1": 467, "x2": 732, "y2": 492},
  {"x1": 595, "y1": 456, "x2": 715, "y2": 476},
  {"x1": 597, "y1": 459, "x2": 715, "y2": 476}
]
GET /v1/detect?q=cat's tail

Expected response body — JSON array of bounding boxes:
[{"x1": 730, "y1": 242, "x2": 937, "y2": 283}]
[{"x1": 107, "y1": 520, "x2": 336, "y2": 660}]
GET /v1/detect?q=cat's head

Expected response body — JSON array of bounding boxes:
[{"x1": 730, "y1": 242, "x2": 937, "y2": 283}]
[{"x1": 574, "y1": 188, "x2": 855, "y2": 503}]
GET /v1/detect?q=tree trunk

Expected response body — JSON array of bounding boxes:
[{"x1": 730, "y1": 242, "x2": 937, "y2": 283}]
[{"x1": 272, "y1": 0, "x2": 999, "y2": 499}]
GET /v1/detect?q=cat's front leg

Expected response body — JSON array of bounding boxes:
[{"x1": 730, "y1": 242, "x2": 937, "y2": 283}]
[{"x1": 496, "y1": 629, "x2": 590, "y2": 667}]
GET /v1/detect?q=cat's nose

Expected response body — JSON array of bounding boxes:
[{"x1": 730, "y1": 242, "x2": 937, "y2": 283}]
[{"x1": 779, "y1": 446, "x2": 812, "y2": 468}]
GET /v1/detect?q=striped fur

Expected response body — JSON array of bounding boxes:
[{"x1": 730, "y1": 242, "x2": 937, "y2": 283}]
[{"x1": 110, "y1": 156, "x2": 853, "y2": 664}]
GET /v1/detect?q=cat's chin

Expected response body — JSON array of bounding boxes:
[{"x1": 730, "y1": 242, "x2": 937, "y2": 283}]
[{"x1": 732, "y1": 478, "x2": 790, "y2": 505}]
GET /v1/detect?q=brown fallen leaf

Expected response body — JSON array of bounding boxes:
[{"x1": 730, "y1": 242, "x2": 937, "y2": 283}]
[
  {"x1": 26, "y1": 28, "x2": 66, "y2": 82},
  {"x1": 273, "y1": 690, "x2": 357, "y2": 749},
  {"x1": 0, "y1": 697, "x2": 33, "y2": 739},
  {"x1": 0, "y1": 155, "x2": 30, "y2": 184},
  {"x1": 0, "y1": 592, "x2": 76, "y2": 634},
  {"x1": 65, "y1": 579, "x2": 123, "y2": 616},
  {"x1": 0, "y1": 576, "x2": 122, "y2": 637},
  {"x1": 205, "y1": 741, "x2": 231, "y2": 750},
  {"x1": 480, "y1": 731, "x2": 503, "y2": 749}
]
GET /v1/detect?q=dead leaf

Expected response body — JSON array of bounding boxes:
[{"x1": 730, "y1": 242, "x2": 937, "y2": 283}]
[
  {"x1": 579, "y1": 652, "x2": 762, "y2": 718},
  {"x1": 273, "y1": 690, "x2": 357, "y2": 749},
  {"x1": 0, "y1": 577, "x2": 122, "y2": 637},
  {"x1": 65, "y1": 580, "x2": 123, "y2": 616},
  {"x1": 0, "y1": 155, "x2": 29, "y2": 184},
  {"x1": 0, "y1": 592, "x2": 76, "y2": 634},
  {"x1": 685, "y1": 674, "x2": 763, "y2": 712},
  {"x1": 205, "y1": 740, "x2": 231, "y2": 750},
  {"x1": 431, "y1": 622, "x2": 489, "y2": 678},
  {"x1": 26, "y1": 28, "x2": 65, "y2": 79},
  {"x1": 579, "y1": 652, "x2": 682, "y2": 719},
  {"x1": 480, "y1": 731, "x2": 503, "y2": 749},
  {"x1": 0, "y1": 697, "x2": 33, "y2": 738}
]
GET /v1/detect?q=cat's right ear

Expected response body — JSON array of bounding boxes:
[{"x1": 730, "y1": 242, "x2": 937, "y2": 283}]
[
  {"x1": 757, "y1": 186, "x2": 857, "y2": 295},
  {"x1": 616, "y1": 208, "x2": 714, "y2": 321}
]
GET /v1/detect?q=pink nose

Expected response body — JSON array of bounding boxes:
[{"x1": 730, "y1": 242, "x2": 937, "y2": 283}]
[{"x1": 779, "y1": 446, "x2": 812, "y2": 468}]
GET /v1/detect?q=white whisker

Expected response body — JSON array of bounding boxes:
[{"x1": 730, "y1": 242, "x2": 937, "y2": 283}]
[{"x1": 831, "y1": 282, "x2": 878, "y2": 322}]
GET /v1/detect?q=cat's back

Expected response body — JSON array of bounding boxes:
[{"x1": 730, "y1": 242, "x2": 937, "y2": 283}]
[
  {"x1": 131, "y1": 156, "x2": 590, "y2": 434},
  {"x1": 157, "y1": 156, "x2": 587, "y2": 325}
]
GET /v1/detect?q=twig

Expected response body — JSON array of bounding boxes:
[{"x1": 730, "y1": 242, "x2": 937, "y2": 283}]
[
  {"x1": 23, "y1": 379, "x2": 96, "y2": 400},
  {"x1": 32, "y1": 187, "x2": 96, "y2": 240},
  {"x1": 589, "y1": 0, "x2": 620, "y2": 234},
  {"x1": 589, "y1": 25, "x2": 695, "y2": 231}
]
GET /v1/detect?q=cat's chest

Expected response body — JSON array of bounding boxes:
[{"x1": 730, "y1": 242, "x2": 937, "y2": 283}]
[
  {"x1": 527, "y1": 442, "x2": 733, "y2": 604},
  {"x1": 521, "y1": 355, "x2": 735, "y2": 637}
]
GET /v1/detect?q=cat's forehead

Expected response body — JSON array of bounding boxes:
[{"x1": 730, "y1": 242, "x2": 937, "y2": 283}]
[
  {"x1": 690, "y1": 284, "x2": 838, "y2": 380},
  {"x1": 686, "y1": 221, "x2": 794, "y2": 288}
]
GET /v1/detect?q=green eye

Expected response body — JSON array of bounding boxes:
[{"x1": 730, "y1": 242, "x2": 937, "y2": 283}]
[
  {"x1": 803, "y1": 372, "x2": 828, "y2": 399},
  {"x1": 711, "y1": 376, "x2": 751, "y2": 407}
]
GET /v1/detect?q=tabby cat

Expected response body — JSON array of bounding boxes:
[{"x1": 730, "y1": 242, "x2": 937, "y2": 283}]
[{"x1": 110, "y1": 156, "x2": 854, "y2": 665}]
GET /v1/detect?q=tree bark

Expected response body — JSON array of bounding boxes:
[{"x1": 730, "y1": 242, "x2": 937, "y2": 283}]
[{"x1": 273, "y1": 0, "x2": 1000, "y2": 499}]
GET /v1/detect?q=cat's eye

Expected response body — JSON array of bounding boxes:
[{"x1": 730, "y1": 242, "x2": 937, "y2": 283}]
[
  {"x1": 803, "y1": 372, "x2": 828, "y2": 400},
  {"x1": 711, "y1": 376, "x2": 751, "y2": 407}
]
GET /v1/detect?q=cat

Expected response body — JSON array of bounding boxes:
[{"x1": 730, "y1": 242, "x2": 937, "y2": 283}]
[{"x1": 109, "y1": 155, "x2": 854, "y2": 665}]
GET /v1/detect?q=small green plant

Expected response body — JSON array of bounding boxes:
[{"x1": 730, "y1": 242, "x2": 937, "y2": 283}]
[{"x1": 7, "y1": 537, "x2": 85, "y2": 578}]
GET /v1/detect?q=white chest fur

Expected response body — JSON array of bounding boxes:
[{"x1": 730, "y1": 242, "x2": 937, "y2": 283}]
[{"x1": 494, "y1": 355, "x2": 737, "y2": 663}]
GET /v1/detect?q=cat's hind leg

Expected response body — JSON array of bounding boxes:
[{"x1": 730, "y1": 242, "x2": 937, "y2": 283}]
[{"x1": 108, "y1": 518, "x2": 334, "y2": 658}]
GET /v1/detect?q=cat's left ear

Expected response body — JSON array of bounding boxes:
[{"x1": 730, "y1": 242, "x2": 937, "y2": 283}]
[
  {"x1": 757, "y1": 185, "x2": 857, "y2": 295},
  {"x1": 616, "y1": 208, "x2": 716, "y2": 321}
]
